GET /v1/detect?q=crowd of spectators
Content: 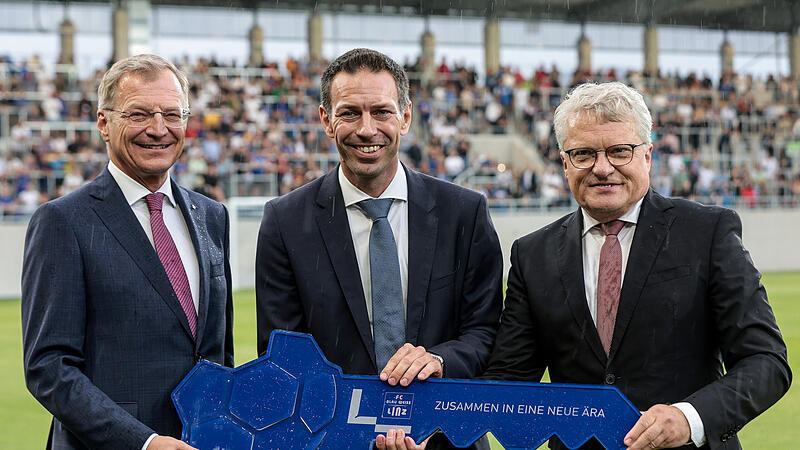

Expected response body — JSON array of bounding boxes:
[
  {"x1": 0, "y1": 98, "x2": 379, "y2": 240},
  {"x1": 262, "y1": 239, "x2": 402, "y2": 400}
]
[{"x1": 2, "y1": 52, "x2": 800, "y2": 219}]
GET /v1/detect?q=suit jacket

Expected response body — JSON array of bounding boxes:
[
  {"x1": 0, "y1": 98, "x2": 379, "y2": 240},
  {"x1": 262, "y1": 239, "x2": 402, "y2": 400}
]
[
  {"x1": 256, "y1": 164, "x2": 503, "y2": 379},
  {"x1": 21, "y1": 168, "x2": 234, "y2": 450},
  {"x1": 484, "y1": 189, "x2": 791, "y2": 450}
]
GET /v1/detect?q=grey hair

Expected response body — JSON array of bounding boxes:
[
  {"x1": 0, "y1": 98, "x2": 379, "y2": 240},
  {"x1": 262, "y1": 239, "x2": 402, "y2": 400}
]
[
  {"x1": 553, "y1": 81, "x2": 652, "y2": 150},
  {"x1": 320, "y1": 48, "x2": 410, "y2": 115},
  {"x1": 97, "y1": 54, "x2": 189, "y2": 110}
]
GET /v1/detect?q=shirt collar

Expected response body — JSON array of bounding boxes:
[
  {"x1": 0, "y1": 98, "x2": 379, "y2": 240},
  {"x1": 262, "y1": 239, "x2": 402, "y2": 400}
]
[
  {"x1": 107, "y1": 160, "x2": 176, "y2": 208},
  {"x1": 581, "y1": 196, "x2": 645, "y2": 237},
  {"x1": 338, "y1": 162, "x2": 408, "y2": 207}
]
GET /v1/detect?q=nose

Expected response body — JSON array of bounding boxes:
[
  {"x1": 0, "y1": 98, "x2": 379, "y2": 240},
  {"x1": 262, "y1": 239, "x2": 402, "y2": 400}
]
[
  {"x1": 145, "y1": 112, "x2": 169, "y2": 137},
  {"x1": 592, "y1": 150, "x2": 616, "y2": 177},
  {"x1": 356, "y1": 114, "x2": 377, "y2": 138}
]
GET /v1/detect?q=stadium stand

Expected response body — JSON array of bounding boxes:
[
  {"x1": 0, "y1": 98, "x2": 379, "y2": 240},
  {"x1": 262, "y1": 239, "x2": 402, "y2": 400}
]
[{"x1": 2, "y1": 51, "x2": 800, "y2": 220}]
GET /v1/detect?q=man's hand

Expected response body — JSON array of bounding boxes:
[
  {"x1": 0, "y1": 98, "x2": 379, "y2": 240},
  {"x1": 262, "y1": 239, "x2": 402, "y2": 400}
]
[
  {"x1": 375, "y1": 429, "x2": 429, "y2": 450},
  {"x1": 623, "y1": 404, "x2": 691, "y2": 449},
  {"x1": 380, "y1": 343, "x2": 443, "y2": 386},
  {"x1": 147, "y1": 436, "x2": 197, "y2": 450}
]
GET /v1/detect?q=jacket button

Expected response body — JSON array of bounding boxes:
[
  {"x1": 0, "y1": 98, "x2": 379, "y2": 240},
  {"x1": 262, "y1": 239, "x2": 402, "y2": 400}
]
[{"x1": 604, "y1": 373, "x2": 616, "y2": 384}]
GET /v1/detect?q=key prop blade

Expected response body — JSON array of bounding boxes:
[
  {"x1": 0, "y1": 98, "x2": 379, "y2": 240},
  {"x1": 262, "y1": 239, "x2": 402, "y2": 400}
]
[{"x1": 172, "y1": 330, "x2": 640, "y2": 449}]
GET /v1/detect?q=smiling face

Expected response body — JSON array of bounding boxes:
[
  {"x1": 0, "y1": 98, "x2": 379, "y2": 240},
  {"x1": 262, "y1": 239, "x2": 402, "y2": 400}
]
[
  {"x1": 97, "y1": 69, "x2": 186, "y2": 192},
  {"x1": 561, "y1": 114, "x2": 652, "y2": 222},
  {"x1": 319, "y1": 69, "x2": 411, "y2": 197}
]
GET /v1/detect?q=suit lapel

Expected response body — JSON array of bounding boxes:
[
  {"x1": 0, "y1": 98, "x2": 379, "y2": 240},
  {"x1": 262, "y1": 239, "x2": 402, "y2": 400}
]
[
  {"x1": 404, "y1": 167, "x2": 437, "y2": 345},
  {"x1": 172, "y1": 181, "x2": 208, "y2": 348},
  {"x1": 558, "y1": 210, "x2": 607, "y2": 364},
  {"x1": 88, "y1": 169, "x2": 195, "y2": 341},
  {"x1": 315, "y1": 170, "x2": 376, "y2": 369},
  {"x1": 609, "y1": 190, "x2": 674, "y2": 360}
]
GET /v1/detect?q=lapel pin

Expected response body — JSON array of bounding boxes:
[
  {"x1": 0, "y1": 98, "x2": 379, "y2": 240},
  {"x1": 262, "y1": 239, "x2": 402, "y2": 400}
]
[{"x1": 191, "y1": 204, "x2": 197, "y2": 210}]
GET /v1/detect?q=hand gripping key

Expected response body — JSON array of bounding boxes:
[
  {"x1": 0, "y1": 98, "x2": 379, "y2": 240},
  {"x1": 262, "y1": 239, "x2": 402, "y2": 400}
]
[{"x1": 173, "y1": 330, "x2": 640, "y2": 449}]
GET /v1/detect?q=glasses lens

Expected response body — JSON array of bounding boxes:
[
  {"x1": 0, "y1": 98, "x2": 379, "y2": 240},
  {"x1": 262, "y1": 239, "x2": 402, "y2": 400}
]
[
  {"x1": 162, "y1": 112, "x2": 184, "y2": 126},
  {"x1": 571, "y1": 149, "x2": 595, "y2": 168},
  {"x1": 606, "y1": 145, "x2": 634, "y2": 165},
  {"x1": 124, "y1": 110, "x2": 187, "y2": 128},
  {"x1": 126, "y1": 111, "x2": 150, "y2": 123}
]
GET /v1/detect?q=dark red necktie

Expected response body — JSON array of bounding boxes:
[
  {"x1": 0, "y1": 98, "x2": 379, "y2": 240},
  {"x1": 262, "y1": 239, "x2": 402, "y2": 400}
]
[
  {"x1": 597, "y1": 220, "x2": 625, "y2": 355},
  {"x1": 146, "y1": 193, "x2": 197, "y2": 339}
]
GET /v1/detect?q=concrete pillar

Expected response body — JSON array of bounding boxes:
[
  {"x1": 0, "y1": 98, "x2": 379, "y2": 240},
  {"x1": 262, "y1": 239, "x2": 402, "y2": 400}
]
[
  {"x1": 790, "y1": 28, "x2": 800, "y2": 82},
  {"x1": 249, "y1": 24, "x2": 264, "y2": 67},
  {"x1": 127, "y1": 0, "x2": 151, "y2": 56},
  {"x1": 420, "y1": 28, "x2": 436, "y2": 86},
  {"x1": 643, "y1": 23, "x2": 658, "y2": 77},
  {"x1": 577, "y1": 34, "x2": 591, "y2": 74},
  {"x1": 307, "y1": 12, "x2": 323, "y2": 63},
  {"x1": 58, "y1": 19, "x2": 76, "y2": 65},
  {"x1": 112, "y1": 3, "x2": 129, "y2": 62},
  {"x1": 720, "y1": 36, "x2": 734, "y2": 76},
  {"x1": 484, "y1": 17, "x2": 500, "y2": 75}
]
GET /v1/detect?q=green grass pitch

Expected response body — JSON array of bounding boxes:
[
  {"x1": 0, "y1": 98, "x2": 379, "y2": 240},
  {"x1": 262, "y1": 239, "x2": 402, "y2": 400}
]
[{"x1": 2, "y1": 272, "x2": 797, "y2": 448}]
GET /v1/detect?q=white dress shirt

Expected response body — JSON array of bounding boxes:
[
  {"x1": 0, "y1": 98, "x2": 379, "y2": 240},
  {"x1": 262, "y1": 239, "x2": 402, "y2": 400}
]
[
  {"x1": 338, "y1": 164, "x2": 409, "y2": 335},
  {"x1": 580, "y1": 199, "x2": 641, "y2": 324},
  {"x1": 108, "y1": 161, "x2": 200, "y2": 314},
  {"x1": 579, "y1": 197, "x2": 705, "y2": 447},
  {"x1": 108, "y1": 161, "x2": 201, "y2": 450}
]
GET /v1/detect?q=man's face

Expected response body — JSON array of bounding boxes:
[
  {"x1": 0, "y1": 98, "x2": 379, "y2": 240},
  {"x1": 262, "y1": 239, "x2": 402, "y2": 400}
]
[
  {"x1": 97, "y1": 70, "x2": 186, "y2": 191},
  {"x1": 320, "y1": 69, "x2": 411, "y2": 197},
  {"x1": 561, "y1": 115, "x2": 652, "y2": 222}
]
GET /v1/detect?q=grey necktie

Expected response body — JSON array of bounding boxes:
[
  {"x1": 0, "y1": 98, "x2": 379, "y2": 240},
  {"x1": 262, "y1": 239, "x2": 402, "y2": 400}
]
[{"x1": 358, "y1": 198, "x2": 405, "y2": 370}]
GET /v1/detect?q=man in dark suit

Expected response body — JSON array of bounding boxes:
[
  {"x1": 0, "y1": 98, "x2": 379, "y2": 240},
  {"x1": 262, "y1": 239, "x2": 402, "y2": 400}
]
[
  {"x1": 256, "y1": 48, "x2": 503, "y2": 450},
  {"x1": 21, "y1": 54, "x2": 233, "y2": 450},
  {"x1": 483, "y1": 81, "x2": 791, "y2": 449}
]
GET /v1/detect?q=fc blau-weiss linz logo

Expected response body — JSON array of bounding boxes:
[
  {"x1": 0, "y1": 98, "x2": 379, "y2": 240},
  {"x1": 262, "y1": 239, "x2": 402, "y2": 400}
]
[{"x1": 382, "y1": 392, "x2": 414, "y2": 420}]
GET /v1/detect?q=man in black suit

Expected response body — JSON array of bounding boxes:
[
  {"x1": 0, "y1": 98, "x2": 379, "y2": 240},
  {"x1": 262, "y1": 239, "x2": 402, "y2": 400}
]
[
  {"x1": 256, "y1": 48, "x2": 503, "y2": 449},
  {"x1": 21, "y1": 54, "x2": 233, "y2": 450},
  {"x1": 483, "y1": 81, "x2": 790, "y2": 449}
]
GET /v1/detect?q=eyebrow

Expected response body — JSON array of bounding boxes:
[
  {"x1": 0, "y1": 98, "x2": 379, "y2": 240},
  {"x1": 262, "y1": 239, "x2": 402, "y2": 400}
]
[
  {"x1": 335, "y1": 101, "x2": 397, "y2": 111},
  {"x1": 124, "y1": 104, "x2": 184, "y2": 111}
]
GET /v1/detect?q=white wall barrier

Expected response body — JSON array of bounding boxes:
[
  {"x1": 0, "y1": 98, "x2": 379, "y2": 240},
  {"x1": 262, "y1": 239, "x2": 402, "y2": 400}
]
[{"x1": 3, "y1": 203, "x2": 799, "y2": 299}]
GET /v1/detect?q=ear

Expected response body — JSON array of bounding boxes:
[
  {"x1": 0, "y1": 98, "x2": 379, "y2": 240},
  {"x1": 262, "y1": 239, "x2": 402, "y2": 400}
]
[
  {"x1": 97, "y1": 110, "x2": 110, "y2": 143},
  {"x1": 399, "y1": 101, "x2": 412, "y2": 136},
  {"x1": 643, "y1": 143, "x2": 653, "y2": 169},
  {"x1": 319, "y1": 105, "x2": 335, "y2": 138},
  {"x1": 561, "y1": 152, "x2": 569, "y2": 174}
]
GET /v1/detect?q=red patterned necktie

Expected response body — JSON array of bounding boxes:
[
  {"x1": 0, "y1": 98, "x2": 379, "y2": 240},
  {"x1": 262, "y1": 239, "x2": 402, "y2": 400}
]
[
  {"x1": 597, "y1": 220, "x2": 625, "y2": 355},
  {"x1": 146, "y1": 192, "x2": 197, "y2": 339}
]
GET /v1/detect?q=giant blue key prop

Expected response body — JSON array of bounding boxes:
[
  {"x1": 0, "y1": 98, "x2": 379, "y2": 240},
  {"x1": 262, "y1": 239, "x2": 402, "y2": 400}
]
[{"x1": 172, "y1": 330, "x2": 640, "y2": 449}]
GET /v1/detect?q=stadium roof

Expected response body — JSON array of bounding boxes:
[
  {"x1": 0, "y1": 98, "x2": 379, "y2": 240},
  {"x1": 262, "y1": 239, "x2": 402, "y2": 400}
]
[{"x1": 110, "y1": 0, "x2": 800, "y2": 34}]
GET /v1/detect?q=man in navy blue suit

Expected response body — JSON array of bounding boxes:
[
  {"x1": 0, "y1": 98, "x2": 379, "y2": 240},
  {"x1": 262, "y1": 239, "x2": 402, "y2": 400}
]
[
  {"x1": 256, "y1": 48, "x2": 503, "y2": 450},
  {"x1": 21, "y1": 54, "x2": 233, "y2": 450}
]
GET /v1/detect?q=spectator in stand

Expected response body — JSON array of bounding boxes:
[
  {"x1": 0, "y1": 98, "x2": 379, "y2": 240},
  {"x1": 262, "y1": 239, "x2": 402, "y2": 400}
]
[
  {"x1": 0, "y1": 183, "x2": 17, "y2": 216},
  {"x1": 16, "y1": 182, "x2": 41, "y2": 215}
]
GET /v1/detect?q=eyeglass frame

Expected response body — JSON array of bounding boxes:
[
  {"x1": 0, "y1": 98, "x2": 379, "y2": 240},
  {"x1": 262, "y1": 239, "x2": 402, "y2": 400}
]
[
  {"x1": 101, "y1": 107, "x2": 191, "y2": 128},
  {"x1": 562, "y1": 142, "x2": 647, "y2": 169}
]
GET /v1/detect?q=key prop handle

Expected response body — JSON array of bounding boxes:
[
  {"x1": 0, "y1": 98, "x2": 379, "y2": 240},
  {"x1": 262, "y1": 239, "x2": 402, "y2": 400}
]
[{"x1": 172, "y1": 330, "x2": 640, "y2": 449}]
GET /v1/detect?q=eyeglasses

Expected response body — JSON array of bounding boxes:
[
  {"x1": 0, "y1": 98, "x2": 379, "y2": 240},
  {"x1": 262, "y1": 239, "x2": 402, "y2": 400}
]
[
  {"x1": 563, "y1": 143, "x2": 646, "y2": 169},
  {"x1": 102, "y1": 108, "x2": 190, "y2": 128}
]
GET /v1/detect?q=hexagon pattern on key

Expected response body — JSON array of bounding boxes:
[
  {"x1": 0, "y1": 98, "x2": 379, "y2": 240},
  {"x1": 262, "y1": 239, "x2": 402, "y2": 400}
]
[{"x1": 172, "y1": 330, "x2": 641, "y2": 449}]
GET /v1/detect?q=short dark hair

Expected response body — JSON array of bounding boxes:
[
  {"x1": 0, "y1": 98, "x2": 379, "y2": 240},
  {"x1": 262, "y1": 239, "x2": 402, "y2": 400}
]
[{"x1": 320, "y1": 48, "x2": 410, "y2": 114}]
